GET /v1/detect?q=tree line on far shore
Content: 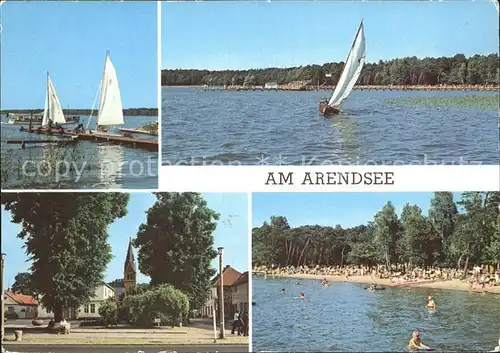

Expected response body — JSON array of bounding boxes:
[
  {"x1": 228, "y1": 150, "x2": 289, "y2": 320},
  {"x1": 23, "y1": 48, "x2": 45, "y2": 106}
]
[
  {"x1": 162, "y1": 53, "x2": 500, "y2": 87},
  {"x1": 252, "y1": 192, "x2": 500, "y2": 272},
  {"x1": 1, "y1": 108, "x2": 158, "y2": 117},
  {"x1": 3, "y1": 192, "x2": 219, "y2": 325}
]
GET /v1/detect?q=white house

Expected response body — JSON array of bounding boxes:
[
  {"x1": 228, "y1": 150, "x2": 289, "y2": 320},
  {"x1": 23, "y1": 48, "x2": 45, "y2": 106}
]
[
  {"x1": 77, "y1": 283, "x2": 116, "y2": 319},
  {"x1": 231, "y1": 271, "x2": 249, "y2": 314},
  {"x1": 265, "y1": 82, "x2": 279, "y2": 90},
  {"x1": 4, "y1": 292, "x2": 39, "y2": 319}
]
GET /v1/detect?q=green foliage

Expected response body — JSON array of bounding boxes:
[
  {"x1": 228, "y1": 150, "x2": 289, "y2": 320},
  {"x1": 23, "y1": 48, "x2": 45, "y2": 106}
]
[
  {"x1": 162, "y1": 53, "x2": 499, "y2": 86},
  {"x1": 11, "y1": 272, "x2": 35, "y2": 295},
  {"x1": 134, "y1": 193, "x2": 219, "y2": 312},
  {"x1": 121, "y1": 285, "x2": 189, "y2": 327},
  {"x1": 1, "y1": 193, "x2": 130, "y2": 321},
  {"x1": 386, "y1": 95, "x2": 498, "y2": 110},
  {"x1": 98, "y1": 298, "x2": 119, "y2": 326},
  {"x1": 252, "y1": 192, "x2": 500, "y2": 269}
]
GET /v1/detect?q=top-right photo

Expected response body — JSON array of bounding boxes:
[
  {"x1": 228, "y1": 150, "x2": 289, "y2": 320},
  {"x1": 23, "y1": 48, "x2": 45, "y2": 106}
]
[{"x1": 161, "y1": 1, "x2": 499, "y2": 166}]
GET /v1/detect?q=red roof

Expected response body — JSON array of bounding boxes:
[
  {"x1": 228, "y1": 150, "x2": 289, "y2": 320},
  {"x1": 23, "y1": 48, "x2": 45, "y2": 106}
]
[
  {"x1": 212, "y1": 265, "x2": 242, "y2": 287},
  {"x1": 6, "y1": 292, "x2": 39, "y2": 306},
  {"x1": 232, "y1": 271, "x2": 248, "y2": 287}
]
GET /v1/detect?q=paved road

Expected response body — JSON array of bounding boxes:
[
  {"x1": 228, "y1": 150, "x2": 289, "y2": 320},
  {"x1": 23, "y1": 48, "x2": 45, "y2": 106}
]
[{"x1": 2, "y1": 344, "x2": 248, "y2": 353}]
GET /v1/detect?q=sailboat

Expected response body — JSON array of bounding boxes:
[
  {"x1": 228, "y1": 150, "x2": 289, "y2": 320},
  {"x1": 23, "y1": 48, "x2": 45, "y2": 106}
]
[
  {"x1": 41, "y1": 72, "x2": 67, "y2": 128},
  {"x1": 319, "y1": 20, "x2": 366, "y2": 116},
  {"x1": 86, "y1": 51, "x2": 124, "y2": 134}
]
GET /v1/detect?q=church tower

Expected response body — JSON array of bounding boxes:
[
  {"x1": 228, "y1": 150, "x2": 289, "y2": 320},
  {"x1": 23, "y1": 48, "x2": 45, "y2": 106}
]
[{"x1": 124, "y1": 238, "x2": 137, "y2": 291}]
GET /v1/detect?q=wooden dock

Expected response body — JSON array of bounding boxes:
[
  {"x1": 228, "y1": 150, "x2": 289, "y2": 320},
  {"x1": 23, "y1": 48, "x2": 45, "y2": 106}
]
[
  {"x1": 21, "y1": 128, "x2": 158, "y2": 152},
  {"x1": 76, "y1": 133, "x2": 158, "y2": 152},
  {"x1": 119, "y1": 128, "x2": 158, "y2": 136}
]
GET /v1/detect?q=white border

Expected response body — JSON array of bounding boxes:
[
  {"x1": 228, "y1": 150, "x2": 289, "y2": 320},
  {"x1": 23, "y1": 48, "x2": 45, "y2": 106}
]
[
  {"x1": 160, "y1": 165, "x2": 500, "y2": 192},
  {"x1": 157, "y1": 0, "x2": 162, "y2": 179}
]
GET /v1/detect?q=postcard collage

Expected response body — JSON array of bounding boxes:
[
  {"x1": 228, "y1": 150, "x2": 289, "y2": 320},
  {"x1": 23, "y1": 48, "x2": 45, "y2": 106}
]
[{"x1": 0, "y1": 1, "x2": 499, "y2": 352}]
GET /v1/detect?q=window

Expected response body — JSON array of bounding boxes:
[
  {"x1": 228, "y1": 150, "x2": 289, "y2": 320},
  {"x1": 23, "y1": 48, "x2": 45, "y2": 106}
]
[
  {"x1": 84, "y1": 305, "x2": 89, "y2": 313},
  {"x1": 90, "y1": 304, "x2": 95, "y2": 314},
  {"x1": 8, "y1": 306, "x2": 14, "y2": 313},
  {"x1": 46, "y1": 308, "x2": 52, "y2": 314}
]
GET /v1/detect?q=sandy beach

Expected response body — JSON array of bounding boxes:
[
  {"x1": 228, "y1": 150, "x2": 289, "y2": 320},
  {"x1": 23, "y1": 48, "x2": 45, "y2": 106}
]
[{"x1": 258, "y1": 273, "x2": 500, "y2": 295}]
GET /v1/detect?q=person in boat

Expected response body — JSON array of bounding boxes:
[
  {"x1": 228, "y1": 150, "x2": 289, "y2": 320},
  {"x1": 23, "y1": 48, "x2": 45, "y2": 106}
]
[
  {"x1": 299, "y1": 292, "x2": 305, "y2": 299},
  {"x1": 74, "y1": 123, "x2": 85, "y2": 134},
  {"x1": 426, "y1": 295, "x2": 436, "y2": 309},
  {"x1": 408, "y1": 330, "x2": 431, "y2": 350}
]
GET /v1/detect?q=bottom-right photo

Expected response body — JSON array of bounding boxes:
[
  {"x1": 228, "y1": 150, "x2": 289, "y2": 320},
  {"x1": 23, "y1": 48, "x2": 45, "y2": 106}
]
[{"x1": 251, "y1": 192, "x2": 500, "y2": 352}]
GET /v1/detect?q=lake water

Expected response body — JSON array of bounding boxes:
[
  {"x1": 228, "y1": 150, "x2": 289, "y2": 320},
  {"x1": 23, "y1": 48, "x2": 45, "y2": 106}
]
[
  {"x1": 1, "y1": 115, "x2": 158, "y2": 189},
  {"x1": 252, "y1": 276, "x2": 500, "y2": 352},
  {"x1": 162, "y1": 87, "x2": 498, "y2": 165}
]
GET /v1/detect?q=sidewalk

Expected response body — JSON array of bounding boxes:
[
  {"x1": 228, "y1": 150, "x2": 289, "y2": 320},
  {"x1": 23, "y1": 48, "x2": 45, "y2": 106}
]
[{"x1": 2, "y1": 326, "x2": 249, "y2": 346}]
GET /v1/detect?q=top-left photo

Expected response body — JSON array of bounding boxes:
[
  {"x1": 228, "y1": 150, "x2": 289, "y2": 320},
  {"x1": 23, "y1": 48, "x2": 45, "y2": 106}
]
[{"x1": 0, "y1": 1, "x2": 159, "y2": 190}]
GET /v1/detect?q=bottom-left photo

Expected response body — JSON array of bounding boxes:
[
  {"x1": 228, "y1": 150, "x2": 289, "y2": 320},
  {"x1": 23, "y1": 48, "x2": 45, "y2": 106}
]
[{"x1": 1, "y1": 192, "x2": 250, "y2": 353}]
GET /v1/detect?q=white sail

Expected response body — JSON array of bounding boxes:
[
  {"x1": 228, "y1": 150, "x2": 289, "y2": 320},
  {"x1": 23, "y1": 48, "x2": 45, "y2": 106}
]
[
  {"x1": 492, "y1": 0, "x2": 499, "y2": 12},
  {"x1": 42, "y1": 73, "x2": 66, "y2": 126},
  {"x1": 97, "y1": 54, "x2": 124, "y2": 126},
  {"x1": 328, "y1": 21, "x2": 366, "y2": 108}
]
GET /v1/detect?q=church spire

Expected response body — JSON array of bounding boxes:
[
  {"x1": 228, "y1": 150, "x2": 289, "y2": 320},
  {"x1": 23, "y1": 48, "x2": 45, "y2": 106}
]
[{"x1": 124, "y1": 238, "x2": 136, "y2": 291}]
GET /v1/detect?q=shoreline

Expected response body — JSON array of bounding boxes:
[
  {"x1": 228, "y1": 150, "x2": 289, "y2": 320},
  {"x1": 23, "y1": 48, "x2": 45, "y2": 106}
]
[
  {"x1": 161, "y1": 84, "x2": 499, "y2": 92},
  {"x1": 256, "y1": 273, "x2": 500, "y2": 294}
]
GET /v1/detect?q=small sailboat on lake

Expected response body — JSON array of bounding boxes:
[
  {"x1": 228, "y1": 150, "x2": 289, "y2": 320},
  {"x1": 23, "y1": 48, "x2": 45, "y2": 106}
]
[
  {"x1": 41, "y1": 72, "x2": 67, "y2": 128},
  {"x1": 85, "y1": 51, "x2": 124, "y2": 134},
  {"x1": 319, "y1": 20, "x2": 366, "y2": 116}
]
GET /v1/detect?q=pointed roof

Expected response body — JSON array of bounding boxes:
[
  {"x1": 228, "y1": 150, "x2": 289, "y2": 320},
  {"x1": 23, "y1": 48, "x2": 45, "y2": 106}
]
[
  {"x1": 232, "y1": 271, "x2": 249, "y2": 287},
  {"x1": 6, "y1": 292, "x2": 39, "y2": 306},
  {"x1": 212, "y1": 265, "x2": 242, "y2": 287},
  {"x1": 124, "y1": 238, "x2": 136, "y2": 273}
]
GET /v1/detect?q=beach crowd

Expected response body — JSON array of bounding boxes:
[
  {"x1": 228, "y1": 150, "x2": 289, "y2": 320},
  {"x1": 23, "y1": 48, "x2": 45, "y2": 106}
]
[{"x1": 253, "y1": 264, "x2": 500, "y2": 288}]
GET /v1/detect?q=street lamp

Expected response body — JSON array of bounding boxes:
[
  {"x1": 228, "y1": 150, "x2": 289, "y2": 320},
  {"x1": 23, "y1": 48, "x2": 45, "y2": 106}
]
[
  {"x1": 217, "y1": 247, "x2": 225, "y2": 339},
  {"x1": 1, "y1": 253, "x2": 6, "y2": 342}
]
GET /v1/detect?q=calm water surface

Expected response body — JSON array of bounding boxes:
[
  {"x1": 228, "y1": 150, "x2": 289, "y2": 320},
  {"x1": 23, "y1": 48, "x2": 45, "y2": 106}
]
[
  {"x1": 252, "y1": 276, "x2": 500, "y2": 352},
  {"x1": 1, "y1": 115, "x2": 158, "y2": 189},
  {"x1": 162, "y1": 87, "x2": 498, "y2": 165}
]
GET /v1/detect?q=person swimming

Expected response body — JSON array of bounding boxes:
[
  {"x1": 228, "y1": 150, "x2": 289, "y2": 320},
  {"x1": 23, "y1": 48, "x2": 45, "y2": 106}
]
[
  {"x1": 321, "y1": 278, "x2": 329, "y2": 286},
  {"x1": 408, "y1": 330, "x2": 431, "y2": 351},
  {"x1": 281, "y1": 288, "x2": 286, "y2": 295},
  {"x1": 426, "y1": 295, "x2": 436, "y2": 309},
  {"x1": 299, "y1": 292, "x2": 305, "y2": 299}
]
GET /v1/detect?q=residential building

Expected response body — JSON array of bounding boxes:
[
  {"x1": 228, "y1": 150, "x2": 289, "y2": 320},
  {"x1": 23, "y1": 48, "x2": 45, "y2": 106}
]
[
  {"x1": 265, "y1": 82, "x2": 279, "y2": 90},
  {"x1": 77, "y1": 283, "x2": 116, "y2": 319},
  {"x1": 201, "y1": 265, "x2": 247, "y2": 320},
  {"x1": 4, "y1": 292, "x2": 39, "y2": 319},
  {"x1": 231, "y1": 271, "x2": 249, "y2": 314}
]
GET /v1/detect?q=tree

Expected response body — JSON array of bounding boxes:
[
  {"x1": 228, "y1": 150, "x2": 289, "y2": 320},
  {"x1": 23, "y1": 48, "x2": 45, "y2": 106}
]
[
  {"x1": 11, "y1": 272, "x2": 35, "y2": 295},
  {"x1": 2, "y1": 193, "x2": 129, "y2": 322},
  {"x1": 372, "y1": 202, "x2": 400, "y2": 267},
  {"x1": 134, "y1": 193, "x2": 219, "y2": 312},
  {"x1": 99, "y1": 298, "x2": 119, "y2": 326},
  {"x1": 428, "y1": 192, "x2": 458, "y2": 263}
]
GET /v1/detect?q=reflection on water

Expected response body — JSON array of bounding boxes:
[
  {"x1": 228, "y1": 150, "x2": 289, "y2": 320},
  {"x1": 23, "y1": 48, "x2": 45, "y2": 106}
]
[
  {"x1": 162, "y1": 88, "x2": 498, "y2": 165},
  {"x1": 0, "y1": 115, "x2": 158, "y2": 189},
  {"x1": 252, "y1": 276, "x2": 500, "y2": 352}
]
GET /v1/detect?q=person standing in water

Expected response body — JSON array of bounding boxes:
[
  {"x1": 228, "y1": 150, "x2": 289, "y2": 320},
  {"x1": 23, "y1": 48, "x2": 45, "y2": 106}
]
[
  {"x1": 299, "y1": 292, "x2": 305, "y2": 299},
  {"x1": 408, "y1": 330, "x2": 431, "y2": 350},
  {"x1": 427, "y1": 295, "x2": 436, "y2": 309},
  {"x1": 281, "y1": 288, "x2": 286, "y2": 295}
]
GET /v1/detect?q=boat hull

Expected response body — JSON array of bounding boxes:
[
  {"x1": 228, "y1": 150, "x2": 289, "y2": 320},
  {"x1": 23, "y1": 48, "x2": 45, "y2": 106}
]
[{"x1": 318, "y1": 102, "x2": 340, "y2": 116}]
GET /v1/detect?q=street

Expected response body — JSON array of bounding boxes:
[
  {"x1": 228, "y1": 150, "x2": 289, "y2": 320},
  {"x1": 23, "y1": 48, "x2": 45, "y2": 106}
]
[{"x1": 2, "y1": 345, "x2": 249, "y2": 353}]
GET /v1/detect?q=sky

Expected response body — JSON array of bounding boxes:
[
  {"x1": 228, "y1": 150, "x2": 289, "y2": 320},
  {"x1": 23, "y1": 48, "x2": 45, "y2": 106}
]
[
  {"x1": 0, "y1": 1, "x2": 157, "y2": 109},
  {"x1": 252, "y1": 192, "x2": 464, "y2": 229},
  {"x1": 1, "y1": 192, "x2": 249, "y2": 290},
  {"x1": 162, "y1": 1, "x2": 499, "y2": 70}
]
